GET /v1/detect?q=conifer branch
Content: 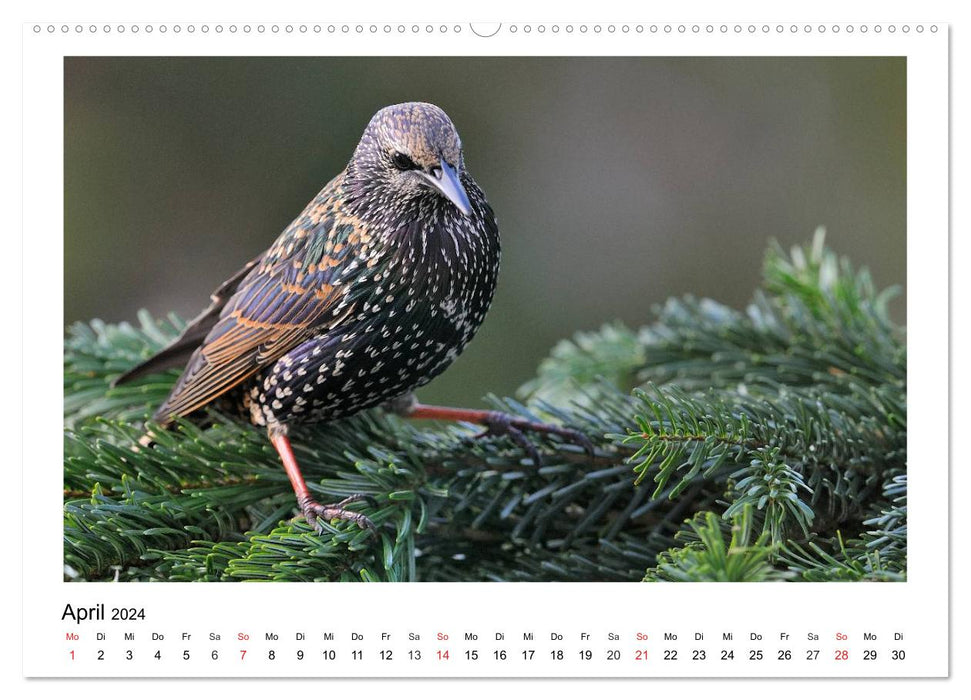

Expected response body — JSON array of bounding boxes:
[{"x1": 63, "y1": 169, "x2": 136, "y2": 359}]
[{"x1": 63, "y1": 230, "x2": 906, "y2": 582}]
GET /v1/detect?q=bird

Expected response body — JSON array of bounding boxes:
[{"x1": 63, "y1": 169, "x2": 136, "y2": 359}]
[{"x1": 114, "y1": 102, "x2": 591, "y2": 532}]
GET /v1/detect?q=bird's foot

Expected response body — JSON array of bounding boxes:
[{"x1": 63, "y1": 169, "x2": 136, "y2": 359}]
[
  {"x1": 471, "y1": 411, "x2": 595, "y2": 466},
  {"x1": 392, "y1": 399, "x2": 595, "y2": 467},
  {"x1": 297, "y1": 493, "x2": 378, "y2": 535}
]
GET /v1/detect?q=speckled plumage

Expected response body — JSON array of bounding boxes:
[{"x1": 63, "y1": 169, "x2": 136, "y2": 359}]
[
  {"x1": 137, "y1": 103, "x2": 499, "y2": 434},
  {"x1": 119, "y1": 102, "x2": 589, "y2": 532}
]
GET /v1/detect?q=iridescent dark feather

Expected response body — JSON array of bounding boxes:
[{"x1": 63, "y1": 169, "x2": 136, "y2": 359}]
[
  {"x1": 115, "y1": 102, "x2": 595, "y2": 533},
  {"x1": 111, "y1": 255, "x2": 262, "y2": 385},
  {"x1": 120, "y1": 103, "x2": 500, "y2": 434}
]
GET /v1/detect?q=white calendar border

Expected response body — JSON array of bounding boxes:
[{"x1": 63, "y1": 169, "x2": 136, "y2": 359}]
[{"x1": 20, "y1": 8, "x2": 949, "y2": 681}]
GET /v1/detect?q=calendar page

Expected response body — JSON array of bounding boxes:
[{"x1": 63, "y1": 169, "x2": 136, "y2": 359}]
[{"x1": 20, "y1": 1, "x2": 952, "y2": 688}]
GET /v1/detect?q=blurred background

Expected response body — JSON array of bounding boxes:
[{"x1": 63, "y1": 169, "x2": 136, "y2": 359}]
[{"x1": 64, "y1": 57, "x2": 905, "y2": 407}]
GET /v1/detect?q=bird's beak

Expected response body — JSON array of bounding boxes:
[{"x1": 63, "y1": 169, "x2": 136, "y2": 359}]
[{"x1": 421, "y1": 160, "x2": 473, "y2": 216}]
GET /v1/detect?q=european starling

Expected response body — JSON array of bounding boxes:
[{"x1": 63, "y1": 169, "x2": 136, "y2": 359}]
[{"x1": 115, "y1": 102, "x2": 591, "y2": 532}]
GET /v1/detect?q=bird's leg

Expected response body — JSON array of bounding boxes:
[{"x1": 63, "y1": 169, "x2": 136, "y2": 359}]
[
  {"x1": 268, "y1": 428, "x2": 376, "y2": 533},
  {"x1": 386, "y1": 394, "x2": 594, "y2": 466}
]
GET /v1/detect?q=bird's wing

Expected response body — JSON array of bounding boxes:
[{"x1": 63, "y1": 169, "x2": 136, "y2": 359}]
[
  {"x1": 152, "y1": 185, "x2": 371, "y2": 424},
  {"x1": 112, "y1": 254, "x2": 263, "y2": 386}
]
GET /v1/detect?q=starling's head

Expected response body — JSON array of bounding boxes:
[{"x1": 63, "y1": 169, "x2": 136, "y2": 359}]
[{"x1": 347, "y1": 102, "x2": 473, "y2": 217}]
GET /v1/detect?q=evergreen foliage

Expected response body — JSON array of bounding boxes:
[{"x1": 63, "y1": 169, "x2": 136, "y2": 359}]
[{"x1": 63, "y1": 230, "x2": 906, "y2": 582}]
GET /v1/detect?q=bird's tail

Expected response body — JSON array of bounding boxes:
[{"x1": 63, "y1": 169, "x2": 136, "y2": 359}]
[{"x1": 112, "y1": 254, "x2": 262, "y2": 389}]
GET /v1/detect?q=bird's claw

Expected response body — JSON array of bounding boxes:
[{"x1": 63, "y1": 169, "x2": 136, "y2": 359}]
[
  {"x1": 471, "y1": 411, "x2": 595, "y2": 466},
  {"x1": 298, "y1": 494, "x2": 378, "y2": 535}
]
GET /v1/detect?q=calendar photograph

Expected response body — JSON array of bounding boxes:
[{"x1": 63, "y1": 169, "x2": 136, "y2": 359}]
[{"x1": 63, "y1": 55, "x2": 907, "y2": 584}]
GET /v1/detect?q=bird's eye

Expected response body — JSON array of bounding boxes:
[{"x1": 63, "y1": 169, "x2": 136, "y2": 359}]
[{"x1": 391, "y1": 152, "x2": 417, "y2": 171}]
